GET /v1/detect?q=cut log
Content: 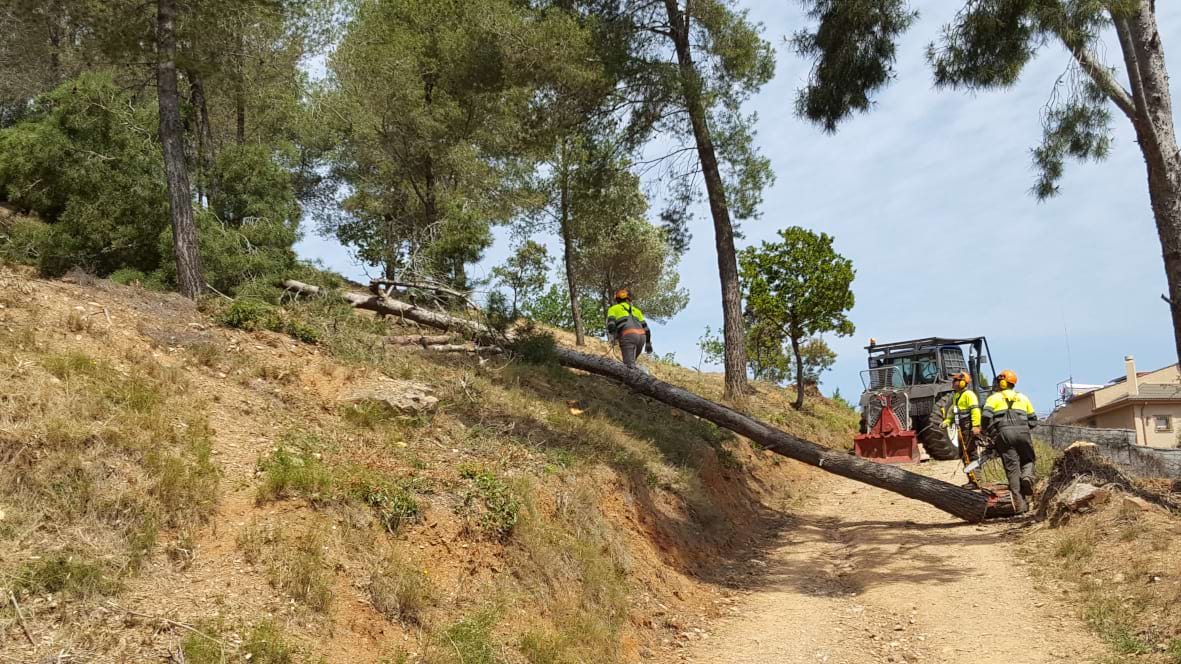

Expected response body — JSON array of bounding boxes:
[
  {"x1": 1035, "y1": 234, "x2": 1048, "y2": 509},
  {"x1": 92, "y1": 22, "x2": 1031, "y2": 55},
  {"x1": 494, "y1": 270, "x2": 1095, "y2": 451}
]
[
  {"x1": 422, "y1": 344, "x2": 504, "y2": 354},
  {"x1": 386, "y1": 334, "x2": 455, "y2": 346},
  {"x1": 282, "y1": 279, "x2": 1016, "y2": 522}
]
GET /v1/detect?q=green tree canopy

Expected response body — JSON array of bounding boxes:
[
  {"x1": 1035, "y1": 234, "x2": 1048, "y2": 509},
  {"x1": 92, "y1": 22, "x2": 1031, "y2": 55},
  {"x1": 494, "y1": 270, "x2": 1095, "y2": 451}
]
[
  {"x1": 320, "y1": 0, "x2": 590, "y2": 288},
  {"x1": 740, "y1": 226, "x2": 855, "y2": 408},
  {"x1": 492, "y1": 240, "x2": 551, "y2": 317}
]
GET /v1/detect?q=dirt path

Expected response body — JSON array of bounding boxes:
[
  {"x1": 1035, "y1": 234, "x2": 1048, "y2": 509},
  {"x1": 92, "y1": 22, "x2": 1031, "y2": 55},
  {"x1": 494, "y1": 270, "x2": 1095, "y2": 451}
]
[{"x1": 671, "y1": 462, "x2": 1104, "y2": 664}]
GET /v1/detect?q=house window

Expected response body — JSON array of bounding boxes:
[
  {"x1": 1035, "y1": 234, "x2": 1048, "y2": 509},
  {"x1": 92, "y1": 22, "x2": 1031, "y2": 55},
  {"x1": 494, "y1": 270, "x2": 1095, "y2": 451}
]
[{"x1": 1154, "y1": 415, "x2": 1172, "y2": 433}]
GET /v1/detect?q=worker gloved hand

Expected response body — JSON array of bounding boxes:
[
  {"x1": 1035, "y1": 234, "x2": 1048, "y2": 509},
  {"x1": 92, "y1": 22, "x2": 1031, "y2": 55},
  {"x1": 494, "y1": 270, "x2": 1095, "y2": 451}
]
[
  {"x1": 645, "y1": 342, "x2": 653, "y2": 355},
  {"x1": 971, "y1": 426, "x2": 982, "y2": 436}
]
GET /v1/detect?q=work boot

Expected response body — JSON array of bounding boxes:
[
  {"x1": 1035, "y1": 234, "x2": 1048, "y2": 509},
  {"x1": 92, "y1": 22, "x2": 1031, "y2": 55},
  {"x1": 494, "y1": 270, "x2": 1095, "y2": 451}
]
[
  {"x1": 1020, "y1": 477, "x2": 1035, "y2": 500},
  {"x1": 1010, "y1": 493, "x2": 1029, "y2": 515}
]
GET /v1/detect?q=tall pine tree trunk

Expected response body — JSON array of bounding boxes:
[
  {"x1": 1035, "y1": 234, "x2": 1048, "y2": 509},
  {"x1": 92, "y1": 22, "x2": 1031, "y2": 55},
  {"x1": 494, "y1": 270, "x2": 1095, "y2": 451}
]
[
  {"x1": 157, "y1": 0, "x2": 202, "y2": 299},
  {"x1": 663, "y1": 0, "x2": 749, "y2": 399},
  {"x1": 235, "y1": 30, "x2": 246, "y2": 144},
  {"x1": 186, "y1": 68, "x2": 215, "y2": 207},
  {"x1": 1112, "y1": 3, "x2": 1181, "y2": 367},
  {"x1": 559, "y1": 145, "x2": 586, "y2": 345}
]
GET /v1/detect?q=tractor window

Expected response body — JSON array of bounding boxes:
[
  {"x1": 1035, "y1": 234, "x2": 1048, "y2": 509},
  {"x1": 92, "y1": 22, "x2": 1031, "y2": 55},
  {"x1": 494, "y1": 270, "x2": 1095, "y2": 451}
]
[
  {"x1": 914, "y1": 355, "x2": 939, "y2": 384},
  {"x1": 883, "y1": 356, "x2": 917, "y2": 385}
]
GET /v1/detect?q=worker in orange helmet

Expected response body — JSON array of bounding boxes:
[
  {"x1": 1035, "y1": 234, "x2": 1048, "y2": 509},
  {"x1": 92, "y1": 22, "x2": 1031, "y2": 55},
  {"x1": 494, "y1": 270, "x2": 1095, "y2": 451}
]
[
  {"x1": 942, "y1": 371, "x2": 982, "y2": 486},
  {"x1": 982, "y1": 369, "x2": 1039, "y2": 514},
  {"x1": 606, "y1": 289, "x2": 651, "y2": 369}
]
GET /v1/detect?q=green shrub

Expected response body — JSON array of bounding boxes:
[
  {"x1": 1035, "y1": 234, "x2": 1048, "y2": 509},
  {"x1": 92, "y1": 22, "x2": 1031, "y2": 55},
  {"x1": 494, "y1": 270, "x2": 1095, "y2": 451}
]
[
  {"x1": 216, "y1": 299, "x2": 282, "y2": 332},
  {"x1": 242, "y1": 620, "x2": 295, "y2": 664},
  {"x1": 360, "y1": 484, "x2": 421, "y2": 533},
  {"x1": 15, "y1": 553, "x2": 119, "y2": 597},
  {"x1": 438, "y1": 608, "x2": 502, "y2": 664},
  {"x1": 0, "y1": 74, "x2": 170, "y2": 277},
  {"x1": 157, "y1": 211, "x2": 297, "y2": 296},
  {"x1": 110, "y1": 267, "x2": 168, "y2": 292},
  {"x1": 0, "y1": 215, "x2": 51, "y2": 266},
  {"x1": 234, "y1": 278, "x2": 288, "y2": 304},
  {"x1": 508, "y1": 325, "x2": 557, "y2": 365},
  {"x1": 108, "y1": 267, "x2": 148, "y2": 286},
  {"x1": 282, "y1": 319, "x2": 320, "y2": 344},
  {"x1": 214, "y1": 299, "x2": 320, "y2": 344},
  {"x1": 257, "y1": 448, "x2": 334, "y2": 503},
  {"x1": 459, "y1": 467, "x2": 521, "y2": 540}
]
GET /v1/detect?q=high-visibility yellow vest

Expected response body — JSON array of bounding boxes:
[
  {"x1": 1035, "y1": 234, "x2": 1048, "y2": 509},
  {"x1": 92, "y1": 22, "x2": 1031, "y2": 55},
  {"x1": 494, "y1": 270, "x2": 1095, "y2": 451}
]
[
  {"x1": 983, "y1": 389, "x2": 1037, "y2": 432},
  {"x1": 943, "y1": 389, "x2": 981, "y2": 428},
  {"x1": 607, "y1": 302, "x2": 647, "y2": 337}
]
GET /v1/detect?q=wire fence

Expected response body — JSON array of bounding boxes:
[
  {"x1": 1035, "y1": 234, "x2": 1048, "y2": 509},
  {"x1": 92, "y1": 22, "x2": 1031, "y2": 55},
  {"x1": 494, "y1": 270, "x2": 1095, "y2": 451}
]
[{"x1": 1033, "y1": 422, "x2": 1181, "y2": 479}]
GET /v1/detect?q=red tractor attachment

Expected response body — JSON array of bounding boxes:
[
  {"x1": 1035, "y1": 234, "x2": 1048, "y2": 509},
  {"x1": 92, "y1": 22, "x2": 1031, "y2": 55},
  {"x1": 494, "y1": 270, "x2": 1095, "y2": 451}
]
[{"x1": 854, "y1": 391, "x2": 921, "y2": 464}]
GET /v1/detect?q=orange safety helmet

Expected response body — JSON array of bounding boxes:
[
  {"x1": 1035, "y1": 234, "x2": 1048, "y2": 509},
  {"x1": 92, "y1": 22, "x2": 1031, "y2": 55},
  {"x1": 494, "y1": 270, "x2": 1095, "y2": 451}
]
[
  {"x1": 997, "y1": 369, "x2": 1018, "y2": 389},
  {"x1": 951, "y1": 371, "x2": 971, "y2": 391},
  {"x1": 613, "y1": 289, "x2": 631, "y2": 303}
]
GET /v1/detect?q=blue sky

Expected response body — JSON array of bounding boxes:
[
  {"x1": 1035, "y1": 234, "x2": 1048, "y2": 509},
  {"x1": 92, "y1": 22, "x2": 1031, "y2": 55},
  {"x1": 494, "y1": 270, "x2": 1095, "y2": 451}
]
[{"x1": 296, "y1": 1, "x2": 1181, "y2": 415}]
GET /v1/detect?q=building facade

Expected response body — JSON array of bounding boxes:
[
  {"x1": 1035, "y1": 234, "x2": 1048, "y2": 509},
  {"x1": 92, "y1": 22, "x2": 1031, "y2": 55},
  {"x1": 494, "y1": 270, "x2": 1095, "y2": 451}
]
[{"x1": 1049, "y1": 356, "x2": 1181, "y2": 448}]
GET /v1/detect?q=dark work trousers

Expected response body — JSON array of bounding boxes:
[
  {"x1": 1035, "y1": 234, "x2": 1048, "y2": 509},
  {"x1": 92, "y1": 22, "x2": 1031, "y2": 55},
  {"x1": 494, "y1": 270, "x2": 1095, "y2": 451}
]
[
  {"x1": 619, "y1": 332, "x2": 646, "y2": 368},
  {"x1": 995, "y1": 428, "x2": 1036, "y2": 512}
]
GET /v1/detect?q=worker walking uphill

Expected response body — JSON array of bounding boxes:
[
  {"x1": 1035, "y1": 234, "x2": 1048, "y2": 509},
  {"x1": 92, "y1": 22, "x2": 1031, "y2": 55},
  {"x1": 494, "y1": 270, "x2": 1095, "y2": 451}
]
[
  {"x1": 982, "y1": 369, "x2": 1038, "y2": 514},
  {"x1": 606, "y1": 289, "x2": 652, "y2": 369},
  {"x1": 943, "y1": 371, "x2": 983, "y2": 485}
]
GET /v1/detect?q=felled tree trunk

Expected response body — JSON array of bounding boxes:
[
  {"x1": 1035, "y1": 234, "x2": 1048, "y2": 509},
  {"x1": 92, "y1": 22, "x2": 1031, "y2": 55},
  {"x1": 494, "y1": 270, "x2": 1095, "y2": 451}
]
[{"x1": 283, "y1": 280, "x2": 1015, "y2": 522}]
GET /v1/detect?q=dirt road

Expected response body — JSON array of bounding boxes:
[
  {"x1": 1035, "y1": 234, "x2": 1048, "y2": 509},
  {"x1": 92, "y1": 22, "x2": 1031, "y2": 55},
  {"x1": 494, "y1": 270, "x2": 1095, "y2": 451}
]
[{"x1": 672, "y1": 462, "x2": 1104, "y2": 664}]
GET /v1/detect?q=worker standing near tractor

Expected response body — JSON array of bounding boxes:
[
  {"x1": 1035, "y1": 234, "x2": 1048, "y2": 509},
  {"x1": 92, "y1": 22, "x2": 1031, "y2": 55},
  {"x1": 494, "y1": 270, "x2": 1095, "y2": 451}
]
[
  {"x1": 982, "y1": 369, "x2": 1039, "y2": 513},
  {"x1": 942, "y1": 371, "x2": 982, "y2": 485},
  {"x1": 606, "y1": 289, "x2": 652, "y2": 369}
]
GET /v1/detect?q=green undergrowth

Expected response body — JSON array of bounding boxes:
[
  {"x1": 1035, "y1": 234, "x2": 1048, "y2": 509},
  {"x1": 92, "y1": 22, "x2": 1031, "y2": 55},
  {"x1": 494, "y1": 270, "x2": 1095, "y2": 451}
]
[
  {"x1": 255, "y1": 435, "x2": 424, "y2": 533},
  {"x1": 181, "y1": 618, "x2": 296, "y2": 664}
]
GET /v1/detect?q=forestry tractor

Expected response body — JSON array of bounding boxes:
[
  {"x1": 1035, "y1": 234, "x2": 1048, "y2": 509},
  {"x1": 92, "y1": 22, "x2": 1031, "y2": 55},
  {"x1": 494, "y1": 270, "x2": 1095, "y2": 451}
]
[{"x1": 855, "y1": 337, "x2": 998, "y2": 463}]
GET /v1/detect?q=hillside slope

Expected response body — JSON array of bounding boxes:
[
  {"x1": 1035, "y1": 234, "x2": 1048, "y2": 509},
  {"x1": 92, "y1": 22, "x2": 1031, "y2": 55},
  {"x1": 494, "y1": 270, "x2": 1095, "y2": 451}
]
[{"x1": 0, "y1": 266, "x2": 856, "y2": 663}]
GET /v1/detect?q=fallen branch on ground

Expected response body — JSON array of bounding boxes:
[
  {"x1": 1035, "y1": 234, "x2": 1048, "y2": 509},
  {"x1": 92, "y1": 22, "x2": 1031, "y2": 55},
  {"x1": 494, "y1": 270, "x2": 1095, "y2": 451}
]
[
  {"x1": 10, "y1": 592, "x2": 33, "y2": 646},
  {"x1": 283, "y1": 279, "x2": 1016, "y2": 522},
  {"x1": 385, "y1": 334, "x2": 455, "y2": 346}
]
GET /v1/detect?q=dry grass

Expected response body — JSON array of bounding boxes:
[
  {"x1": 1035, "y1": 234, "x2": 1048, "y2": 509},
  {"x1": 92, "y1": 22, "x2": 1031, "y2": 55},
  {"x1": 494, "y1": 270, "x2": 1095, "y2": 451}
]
[
  {"x1": 512, "y1": 478, "x2": 631, "y2": 664},
  {"x1": 0, "y1": 266, "x2": 862, "y2": 661},
  {"x1": 1026, "y1": 499, "x2": 1181, "y2": 663},
  {"x1": 367, "y1": 548, "x2": 435, "y2": 625},
  {"x1": 237, "y1": 522, "x2": 334, "y2": 613},
  {"x1": 0, "y1": 321, "x2": 218, "y2": 599}
]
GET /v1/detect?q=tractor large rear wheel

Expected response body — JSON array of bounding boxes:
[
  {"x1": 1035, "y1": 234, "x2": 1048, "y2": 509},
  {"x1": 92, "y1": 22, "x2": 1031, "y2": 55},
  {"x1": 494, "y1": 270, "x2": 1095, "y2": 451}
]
[{"x1": 919, "y1": 393, "x2": 959, "y2": 460}]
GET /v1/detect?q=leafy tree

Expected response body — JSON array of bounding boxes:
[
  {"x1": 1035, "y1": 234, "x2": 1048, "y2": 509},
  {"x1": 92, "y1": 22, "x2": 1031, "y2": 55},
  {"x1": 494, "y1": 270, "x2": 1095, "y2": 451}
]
[
  {"x1": 797, "y1": 337, "x2": 837, "y2": 386},
  {"x1": 492, "y1": 241, "x2": 550, "y2": 318},
  {"x1": 321, "y1": 0, "x2": 577, "y2": 288},
  {"x1": 794, "y1": 0, "x2": 1181, "y2": 367},
  {"x1": 574, "y1": 0, "x2": 776, "y2": 398},
  {"x1": 0, "y1": 0, "x2": 107, "y2": 111},
  {"x1": 529, "y1": 282, "x2": 607, "y2": 338},
  {"x1": 697, "y1": 326, "x2": 725, "y2": 372},
  {"x1": 0, "y1": 74, "x2": 169, "y2": 276},
  {"x1": 739, "y1": 227, "x2": 855, "y2": 409},
  {"x1": 574, "y1": 216, "x2": 689, "y2": 326}
]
